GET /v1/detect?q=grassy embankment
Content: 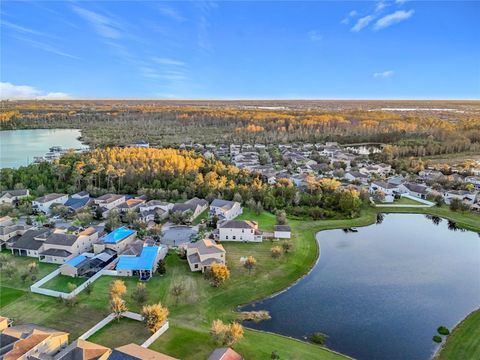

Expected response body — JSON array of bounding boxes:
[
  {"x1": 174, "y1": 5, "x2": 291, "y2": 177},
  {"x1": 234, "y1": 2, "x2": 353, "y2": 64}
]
[{"x1": 0, "y1": 206, "x2": 478, "y2": 359}]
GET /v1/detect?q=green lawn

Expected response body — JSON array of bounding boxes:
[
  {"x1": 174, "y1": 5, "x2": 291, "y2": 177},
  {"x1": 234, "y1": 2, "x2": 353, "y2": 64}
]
[
  {"x1": 1, "y1": 206, "x2": 479, "y2": 359},
  {"x1": 436, "y1": 309, "x2": 480, "y2": 360},
  {"x1": 87, "y1": 317, "x2": 151, "y2": 348},
  {"x1": 41, "y1": 274, "x2": 87, "y2": 293},
  {"x1": 0, "y1": 286, "x2": 25, "y2": 307},
  {"x1": 394, "y1": 197, "x2": 425, "y2": 205},
  {"x1": 237, "y1": 208, "x2": 276, "y2": 231},
  {"x1": 192, "y1": 209, "x2": 208, "y2": 225}
]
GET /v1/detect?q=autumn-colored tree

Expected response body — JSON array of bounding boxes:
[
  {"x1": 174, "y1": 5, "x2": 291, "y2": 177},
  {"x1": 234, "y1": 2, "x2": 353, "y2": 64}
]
[
  {"x1": 271, "y1": 246, "x2": 282, "y2": 259},
  {"x1": 110, "y1": 295, "x2": 127, "y2": 318},
  {"x1": 142, "y1": 303, "x2": 169, "y2": 333},
  {"x1": 110, "y1": 279, "x2": 127, "y2": 298},
  {"x1": 210, "y1": 263, "x2": 230, "y2": 287},
  {"x1": 243, "y1": 256, "x2": 257, "y2": 274},
  {"x1": 210, "y1": 320, "x2": 244, "y2": 346}
]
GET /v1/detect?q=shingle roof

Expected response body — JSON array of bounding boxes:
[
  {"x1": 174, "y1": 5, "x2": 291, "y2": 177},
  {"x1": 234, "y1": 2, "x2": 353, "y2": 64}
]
[
  {"x1": 34, "y1": 193, "x2": 66, "y2": 203},
  {"x1": 40, "y1": 248, "x2": 72, "y2": 257},
  {"x1": 218, "y1": 220, "x2": 257, "y2": 229},
  {"x1": 45, "y1": 232, "x2": 78, "y2": 246},
  {"x1": 210, "y1": 199, "x2": 237, "y2": 210},
  {"x1": 10, "y1": 229, "x2": 49, "y2": 250},
  {"x1": 274, "y1": 225, "x2": 291, "y2": 232}
]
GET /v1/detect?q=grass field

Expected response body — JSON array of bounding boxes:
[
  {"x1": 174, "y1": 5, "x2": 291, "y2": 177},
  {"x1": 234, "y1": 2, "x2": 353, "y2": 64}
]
[
  {"x1": 41, "y1": 274, "x2": 87, "y2": 292},
  {"x1": 436, "y1": 309, "x2": 480, "y2": 360},
  {"x1": 87, "y1": 317, "x2": 152, "y2": 348},
  {"x1": 394, "y1": 197, "x2": 425, "y2": 205},
  {"x1": 1, "y1": 206, "x2": 478, "y2": 359}
]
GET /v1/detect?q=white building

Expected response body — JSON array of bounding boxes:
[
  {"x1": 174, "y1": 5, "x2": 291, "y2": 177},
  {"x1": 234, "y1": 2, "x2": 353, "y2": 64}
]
[
  {"x1": 209, "y1": 199, "x2": 243, "y2": 221},
  {"x1": 369, "y1": 181, "x2": 399, "y2": 203},
  {"x1": 398, "y1": 183, "x2": 430, "y2": 199},
  {"x1": 33, "y1": 193, "x2": 68, "y2": 214},
  {"x1": 273, "y1": 225, "x2": 291, "y2": 239},
  {"x1": 216, "y1": 220, "x2": 262, "y2": 242},
  {"x1": 0, "y1": 189, "x2": 30, "y2": 205},
  {"x1": 186, "y1": 239, "x2": 226, "y2": 272}
]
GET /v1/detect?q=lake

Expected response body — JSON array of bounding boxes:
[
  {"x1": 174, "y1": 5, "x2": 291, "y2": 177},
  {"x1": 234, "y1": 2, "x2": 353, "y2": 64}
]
[
  {"x1": 0, "y1": 129, "x2": 87, "y2": 168},
  {"x1": 242, "y1": 214, "x2": 480, "y2": 360}
]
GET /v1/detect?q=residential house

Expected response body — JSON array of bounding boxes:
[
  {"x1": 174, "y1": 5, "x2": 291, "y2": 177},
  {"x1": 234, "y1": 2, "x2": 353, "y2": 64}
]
[
  {"x1": 109, "y1": 343, "x2": 178, "y2": 360},
  {"x1": 0, "y1": 216, "x2": 33, "y2": 246},
  {"x1": 60, "y1": 249, "x2": 116, "y2": 277},
  {"x1": 94, "y1": 227, "x2": 137, "y2": 253},
  {"x1": 273, "y1": 225, "x2": 291, "y2": 239},
  {"x1": 39, "y1": 227, "x2": 100, "y2": 264},
  {"x1": 443, "y1": 190, "x2": 478, "y2": 205},
  {"x1": 116, "y1": 245, "x2": 167, "y2": 280},
  {"x1": 344, "y1": 171, "x2": 369, "y2": 184},
  {"x1": 0, "y1": 189, "x2": 29, "y2": 205},
  {"x1": 171, "y1": 197, "x2": 208, "y2": 221},
  {"x1": 93, "y1": 194, "x2": 126, "y2": 218},
  {"x1": 186, "y1": 239, "x2": 226, "y2": 272},
  {"x1": 215, "y1": 220, "x2": 263, "y2": 242},
  {"x1": 138, "y1": 200, "x2": 172, "y2": 223},
  {"x1": 9, "y1": 228, "x2": 50, "y2": 257},
  {"x1": 369, "y1": 181, "x2": 399, "y2": 203},
  {"x1": 33, "y1": 193, "x2": 68, "y2": 214},
  {"x1": 54, "y1": 339, "x2": 111, "y2": 360},
  {"x1": 64, "y1": 191, "x2": 92, "y2": 214},
  {"x1": 208, "y1": 348, "x2": 243, "y2": 360},
  {"x1": 117, "y1": 198, "x2": 146, "y2": 213},
  {"x1": 2, "y1": 325, "x2": 69, "y2": 360},
  {"x1": 209, "y1": 199, "x2": 243, "y2": 221},
  {"x1": 360, "y1": 163, "x2": 392, "y2": 176},
  {"x1": 398, "y1": 183, "x2": 430, "y2": 200}
]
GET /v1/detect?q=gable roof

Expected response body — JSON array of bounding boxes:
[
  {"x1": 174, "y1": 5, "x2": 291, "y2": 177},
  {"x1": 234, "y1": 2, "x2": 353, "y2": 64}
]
[
  {"x1": 10, "y1": 229, "x2": 50, "y2": 250},
  {"x1": 0, "y1": 189, "x2": 28, "y2": 198},
  {"x1": 208, "y1": 347, "x2": 243, "y2": 360},
  {"x1": 54, "y1": 339, "x2": 111, "y2": 360},
  {"x1": 110, "y1": 343, "x2": 178, "y2": 360},
  {"x1": 34, "y1": 193, "x2": 67, "y2": 203},
  {"x1": 210, "y1": 199, "x2": 238, "y2": 211},
  {"x1": 218, "y1": 220, "x2": 257, "y2": 229},
  {"x1": 187, "y1": 239, "x2": 225, "y2": 255},
  {"x1": 116, "y1": 246, "x2": 159, "y2": 271}
]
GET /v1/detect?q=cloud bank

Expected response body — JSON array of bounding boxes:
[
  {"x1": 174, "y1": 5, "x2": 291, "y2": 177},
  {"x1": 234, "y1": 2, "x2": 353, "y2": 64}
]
[{"x1": 0, "y1": 82, "x2": 70, "y2": 100}]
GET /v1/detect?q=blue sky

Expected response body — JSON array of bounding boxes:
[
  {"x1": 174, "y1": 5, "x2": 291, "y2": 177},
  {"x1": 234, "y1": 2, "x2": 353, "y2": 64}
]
[{"x1": 1, "y1": 1, "x2": 478, "y2": 99}]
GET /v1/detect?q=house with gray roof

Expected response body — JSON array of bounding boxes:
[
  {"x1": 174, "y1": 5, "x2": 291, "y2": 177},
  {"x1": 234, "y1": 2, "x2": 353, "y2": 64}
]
[
  {"x1": 209, "y1": 199, "x2": 242, "y2": 221},
  {"x1": 0, "y1": 189, "x2": 29, "y2": 205},
  {"x1": 215, "y1": 220, "x2": 262, "y2": 242},
  {"x1": 186, "y1": 239, "x2": 226, "y2": 272}
]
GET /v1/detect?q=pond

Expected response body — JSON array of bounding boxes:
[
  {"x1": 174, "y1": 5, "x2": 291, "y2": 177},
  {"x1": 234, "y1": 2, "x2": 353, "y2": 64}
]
[
  {"x1": 0, "y1": 129, "x2": 87, "y2": 168},
  {"x1": 242, "y1": 214, "x2": 480, "y2": 360},
  {"x1": 161, "y1": 226, "x2": 198, "y2": 247}
]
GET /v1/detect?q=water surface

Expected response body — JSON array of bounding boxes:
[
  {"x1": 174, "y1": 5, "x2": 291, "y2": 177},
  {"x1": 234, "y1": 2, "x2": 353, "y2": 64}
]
[
  {"x1": 243, "y1": 214, "x2": 480, "y2": 360},
  {"x1": 0, "y1": 129, "x2": 86, "y2": 168}
]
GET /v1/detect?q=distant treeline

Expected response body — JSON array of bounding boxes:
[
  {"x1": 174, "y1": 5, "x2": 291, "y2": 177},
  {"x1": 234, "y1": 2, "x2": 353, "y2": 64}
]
[{"x1": 1, "y1": 101, "x2": 479, "y2": 157}]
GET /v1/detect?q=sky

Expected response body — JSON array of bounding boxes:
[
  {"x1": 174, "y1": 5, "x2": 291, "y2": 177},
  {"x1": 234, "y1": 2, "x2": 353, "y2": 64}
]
[{"x1": 1, "y1": 0, "x2": 479, "y2": 100}]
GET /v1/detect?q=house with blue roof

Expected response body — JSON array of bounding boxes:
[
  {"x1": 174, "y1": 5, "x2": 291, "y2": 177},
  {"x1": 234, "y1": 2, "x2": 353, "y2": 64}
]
[
  {"x1": 94, "y1": 227, "x2": 137, "y2": 254},
  {"x1": 64, "y1": 192, "x2": 92, "y2": 213},
  {"x1": 116, "y1": 245, "x2": 167, "y2": 280}
]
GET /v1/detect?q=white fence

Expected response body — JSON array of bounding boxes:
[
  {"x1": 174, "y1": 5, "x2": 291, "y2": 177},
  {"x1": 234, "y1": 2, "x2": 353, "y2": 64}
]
[
  {"x1": 78, "y1": 311, "x2": 169, "y2": 348},
  {"x1": 142, "y1": 321, "x2": 169, "y2": 348},
  {"x1": 30, "y1": 267, "x2": 116, "y2": 299}
]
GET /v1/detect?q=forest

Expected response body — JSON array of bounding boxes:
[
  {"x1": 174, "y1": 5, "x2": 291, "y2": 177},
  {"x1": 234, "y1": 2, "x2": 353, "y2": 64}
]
[
  {"x1": 1, "y1": 100, "x2": 479, "y2": 158},
  {"x1": 0, "y1": 147, "x2": 366, "y2": 219}
]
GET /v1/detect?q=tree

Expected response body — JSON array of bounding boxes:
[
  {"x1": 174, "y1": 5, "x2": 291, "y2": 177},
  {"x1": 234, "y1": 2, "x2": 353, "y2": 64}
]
[
  {"x1": 26, "y1": 216, "x2": 33, "y2": 225},
  {"x1": 170, "y1": 282, "x2": 185, "y2": 305},
  {"x1": 50, "y1": 204, "x2": 70, "y2": 218},
  {"x1": 110, "y1": 296, "x2": 127, "y2": 318},
  {"x1": 142, "y1": 303, "x2": 169, "y2": 333},
  {"x1": 282, "y1": 241, "x2": 293, "y2": 254},
  {"x1": 210, "y1": 263, "x2": 230, "y2": 287},
  {"x1": 275, "y1": 210, "x2": 287, "y2": 225},
  {"x1": 157, "y1": 259, "x2": 166, "y2": 275},
  {"x1": 105, "y1": 210, "x2": 121, "y2": 232},
  {"x1": 75, "y1": 210, "x2": 93, "y2": 226},
  {"x1": 28, "y1": 262, "x2": 38, "y2": 274},
  {"x1": 271, "y1": 350, "x2": 280, "y2": 359},
  {"x1": 132, "y1": 282, "x2": 147, "y2": 306},
  {"x1": 210, "y1": 320, "x2": 244, "y2": 346},
  {"x1": 243, "y1": 256, "x2": 257, "y2": 274},
  {"x1": 373, "y1": 189, "x2": 385, "y2": 203},
  {"x1": 110, "y1": 279, "x2": 127, "y2": 298},
  {"x1": 34, "y1": 214, "x2": 47, "y2": 225},
  {"x1": 271, "y1": 246, "x2": 282, "y2": 259},
  {"x1": 124, "y1": 209, "x2": 139, "y2": 226}
]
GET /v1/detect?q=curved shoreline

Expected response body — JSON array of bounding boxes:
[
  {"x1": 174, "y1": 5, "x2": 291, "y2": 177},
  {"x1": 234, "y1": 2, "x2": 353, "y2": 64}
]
[{"x1": 240, "y1": 209, "x2": 480, "y2": 358}]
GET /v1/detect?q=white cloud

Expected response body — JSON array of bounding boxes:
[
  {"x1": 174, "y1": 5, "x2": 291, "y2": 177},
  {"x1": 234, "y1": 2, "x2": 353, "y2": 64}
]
[
  {"x1": 156, "y1": 4, "x2": 186, "y2": 22},
  {"x1": 349, "y1": 10, "x2": 358, "y2": 17},
  {"x1": 373, "y1": 70, "x2": 394, "y2": 78},
  {"x1": 72, "y1": 6, "x2": 122, "y2": 39},
  {"x1": 308, "y1": 30, "x2": 323, "y2": 42},
  {"x1": 351, "y1": 15, "x2": 375, "y2": 32},
  {"x1": 374, "y1": 10, "x2": 415, "y2": 30},
  {"x1": 341, "y1": 10, "x2": 358, "y2": 24},
  {"x1": 153, "y1": 57, "x2": 186, "y2": 66},
  {"x1": 375, "y1": 1, "x2": 388, "y2": 13},
  {"x1": 0, "y1": 82, "x2": 70, "y2": 100},
  {"x1": 395, "y1": 0, "x2": 408, "y2": 4}
]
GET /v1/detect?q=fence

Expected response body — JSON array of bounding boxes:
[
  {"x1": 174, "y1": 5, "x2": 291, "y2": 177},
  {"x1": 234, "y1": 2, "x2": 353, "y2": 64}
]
[{"x1": 142, "y1": 321, "x2": 169, "y2": 348}]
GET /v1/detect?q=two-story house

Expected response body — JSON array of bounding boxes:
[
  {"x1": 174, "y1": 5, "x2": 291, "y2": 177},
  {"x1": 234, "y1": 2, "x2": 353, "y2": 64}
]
[
  {"x1": 215, "y1": 220, "x2": 263, "y2": 242},
  {"x1": 186, "y1": 239, "x2": 226, "y2": 272},
  {"x1": 33, "y1": 193, "x2": 68, "y2": 214},
  {"x1": 209, "y1": 199, "x2": 243, "y2": 221}
]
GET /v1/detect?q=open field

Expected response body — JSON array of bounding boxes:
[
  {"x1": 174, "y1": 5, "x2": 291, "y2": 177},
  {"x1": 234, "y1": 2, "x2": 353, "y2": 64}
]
[
  {"x1": 1, "y1": 206, "x2": 478, "y2": 359},
  {"x1": 393, "y1": 197, "x2": 425, "y2": 205},
  {"x1": 436, "y1": 309, "x2": 480, "y2": 360},
  {"x1": 41, "y1": 274, "x2": 87, "y2": 292}
]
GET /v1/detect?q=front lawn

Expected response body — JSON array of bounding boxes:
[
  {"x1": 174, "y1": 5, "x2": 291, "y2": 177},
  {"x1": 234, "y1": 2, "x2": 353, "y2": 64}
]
[
  {"x1": 237, "y1": 208, "x2": 276, "y2": 231},
  {"x1": 41, "y1": 274, "x2": 87, "y2": 293},
  {"x1": 394, "y1": 197, "x2": 425, "y2": 205}
]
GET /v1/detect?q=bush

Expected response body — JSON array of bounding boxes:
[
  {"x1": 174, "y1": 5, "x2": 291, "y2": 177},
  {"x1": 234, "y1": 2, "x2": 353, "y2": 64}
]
[
  {"x1": 437, "y1": 326, "x2": 450, "y2": 336},
  {"x1": 310, "y1": 332, "x2": 328, "y2": 345},
  {"x1": 432, "y1": 335, "x2": 442, "y2": 343}
]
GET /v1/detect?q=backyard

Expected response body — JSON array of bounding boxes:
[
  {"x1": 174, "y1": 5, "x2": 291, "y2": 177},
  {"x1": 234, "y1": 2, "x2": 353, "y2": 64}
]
[
  {"x1": 41, "y1": 274, "x2": 87, "y2": 292},
  {"x1": 87, "y1": 317, "x2": 152, "y2": 349}
]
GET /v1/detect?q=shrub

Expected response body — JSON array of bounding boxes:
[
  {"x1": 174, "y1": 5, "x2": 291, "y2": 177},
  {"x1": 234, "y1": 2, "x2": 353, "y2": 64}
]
[
  {"x1": 437, "y1": 326, "x2": 450, "y2": 336},
  {"x1": 432, "y1": 335, "x2": 442, "y2": 343},
  {"x1": 310, "y1": 332, "x2": 328, "y2": 345}
]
